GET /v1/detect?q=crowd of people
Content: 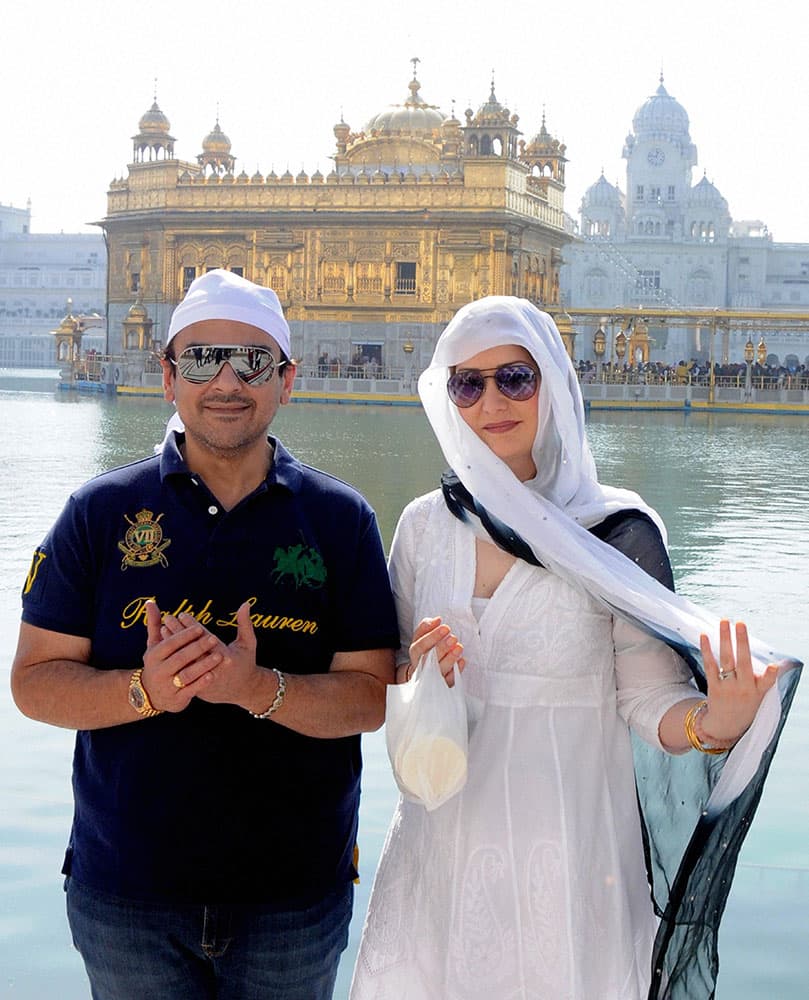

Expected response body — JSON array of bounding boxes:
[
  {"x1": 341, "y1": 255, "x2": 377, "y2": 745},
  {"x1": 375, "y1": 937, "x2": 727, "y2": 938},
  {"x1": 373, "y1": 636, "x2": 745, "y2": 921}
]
[
  {"x1": 310, "y1": 351, "x2": 809, "y2": 391},
  {"x1": 576, "y1": 356, "x2": 809, "y2": 388},
  {"x1": 317, "y1": 350, "x2": 382, "y2": 379}
]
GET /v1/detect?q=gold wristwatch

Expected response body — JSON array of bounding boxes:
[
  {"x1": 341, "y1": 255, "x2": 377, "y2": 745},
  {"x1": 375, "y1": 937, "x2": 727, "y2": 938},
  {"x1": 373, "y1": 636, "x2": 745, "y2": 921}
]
[{"x1": 128, "y1": 668, "x2": 164, "y2": 718}]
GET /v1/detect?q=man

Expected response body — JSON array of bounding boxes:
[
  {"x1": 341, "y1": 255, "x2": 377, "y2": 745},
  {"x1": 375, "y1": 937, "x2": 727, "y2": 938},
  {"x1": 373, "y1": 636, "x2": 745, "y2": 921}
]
[{"x1": 11, "y1": 269, "x2": 399, "y2": 999}]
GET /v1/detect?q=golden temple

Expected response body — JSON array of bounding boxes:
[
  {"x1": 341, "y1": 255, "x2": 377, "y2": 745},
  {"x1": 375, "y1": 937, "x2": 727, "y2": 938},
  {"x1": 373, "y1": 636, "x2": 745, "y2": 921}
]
[{"x1": 99, "y1": 64, "x2": 572, "y2": 369}]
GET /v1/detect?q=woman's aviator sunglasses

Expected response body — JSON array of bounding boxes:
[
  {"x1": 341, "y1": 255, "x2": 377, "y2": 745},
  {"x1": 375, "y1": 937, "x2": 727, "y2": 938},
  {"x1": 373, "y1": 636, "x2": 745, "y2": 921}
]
[
  {"x1": 446, "y1": 362, "x2": 539, "y2": 408},
  {"x1": 170, "y1": 345, "x2": 287, "y2": 386}
]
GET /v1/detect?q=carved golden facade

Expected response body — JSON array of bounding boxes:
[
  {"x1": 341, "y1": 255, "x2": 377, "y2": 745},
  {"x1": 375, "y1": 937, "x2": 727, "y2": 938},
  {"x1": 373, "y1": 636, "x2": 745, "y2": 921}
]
[{"x1": 101, "y1": 66, "x2": 572, "y2": 367}]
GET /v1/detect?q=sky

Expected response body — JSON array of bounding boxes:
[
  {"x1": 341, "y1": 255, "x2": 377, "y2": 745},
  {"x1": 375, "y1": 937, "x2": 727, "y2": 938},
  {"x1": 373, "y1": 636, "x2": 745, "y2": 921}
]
[{"x1": 4, "y1": 0, "x2": 808, "y2": 243}]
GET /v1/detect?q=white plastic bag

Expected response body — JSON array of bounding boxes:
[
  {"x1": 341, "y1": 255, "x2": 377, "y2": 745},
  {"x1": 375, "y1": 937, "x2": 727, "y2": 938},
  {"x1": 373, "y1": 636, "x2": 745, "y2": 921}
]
[{"x1": 385, "y1": 646, "x2": 468, "y2": 811}]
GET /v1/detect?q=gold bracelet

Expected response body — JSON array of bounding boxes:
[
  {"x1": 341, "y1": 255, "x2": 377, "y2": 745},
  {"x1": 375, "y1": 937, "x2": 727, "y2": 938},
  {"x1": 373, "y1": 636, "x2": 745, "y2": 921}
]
[
  {"x1": 684, "y1": 700, "x2": 728, "y2": 755},
  {"x1": 249, "y1": 668, "x2": 286, "y2": 719}
]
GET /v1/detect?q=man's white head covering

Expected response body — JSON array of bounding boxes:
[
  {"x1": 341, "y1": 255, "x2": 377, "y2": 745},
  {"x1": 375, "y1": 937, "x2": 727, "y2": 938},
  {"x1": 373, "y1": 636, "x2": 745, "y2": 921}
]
[
  {"x1": 156, "y1": 270, "x2": 291, "y2": 451},
  {"x1": 419, "y1": 296, "x2": 798, "y2": 811},
  {"x1": 166, "y1": 269, "x2": 291, "y2": 357}
]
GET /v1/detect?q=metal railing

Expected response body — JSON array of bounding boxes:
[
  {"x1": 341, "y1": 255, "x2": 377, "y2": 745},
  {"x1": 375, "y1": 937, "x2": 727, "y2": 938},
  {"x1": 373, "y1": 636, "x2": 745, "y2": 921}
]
[
  {"x1": 297, "y1": 362, "x2": 412, "y2": 382},
  {"x1": 576, "y1": 368, "x2": 809, "y2": 391},
  {"x1": 60, "y1": 353, "x2": 121, "y2": 382}
]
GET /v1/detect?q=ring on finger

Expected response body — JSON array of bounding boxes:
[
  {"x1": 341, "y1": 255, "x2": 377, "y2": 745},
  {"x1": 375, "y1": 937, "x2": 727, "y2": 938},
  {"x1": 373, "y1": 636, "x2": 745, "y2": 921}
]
[
  {"x1": 172, "y1": 673, "x2": 185, "y2": 690},
  {"x1": 718, "y1": 668, "x2": 737, "y2": 681}
]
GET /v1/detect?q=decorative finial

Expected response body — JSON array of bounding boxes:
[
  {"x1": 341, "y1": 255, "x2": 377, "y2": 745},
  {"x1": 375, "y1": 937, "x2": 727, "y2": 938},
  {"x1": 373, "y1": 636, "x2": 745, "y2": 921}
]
[
  {"x1": 153, "y1": 77, "x2": 158, "y2": 102},
  {"x1": 411, "y1": 56, "x2": 420, "y2": 79}
]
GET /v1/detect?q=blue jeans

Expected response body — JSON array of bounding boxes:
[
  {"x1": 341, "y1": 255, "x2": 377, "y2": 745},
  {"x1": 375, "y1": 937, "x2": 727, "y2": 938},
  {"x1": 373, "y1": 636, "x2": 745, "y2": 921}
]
[{"x1": 65, "y1": 877, "x2": 352, "y2": 1000}]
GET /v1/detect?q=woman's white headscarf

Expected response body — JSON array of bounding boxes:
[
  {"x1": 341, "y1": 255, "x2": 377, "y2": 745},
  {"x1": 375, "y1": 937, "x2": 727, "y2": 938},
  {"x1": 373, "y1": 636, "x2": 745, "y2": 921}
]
[
  {"x1": 419, "y1": 296, "x2": 800, "y2": 812},
  {"x1": 422, "y1": 294, "x2": 663, "y2": 532}
]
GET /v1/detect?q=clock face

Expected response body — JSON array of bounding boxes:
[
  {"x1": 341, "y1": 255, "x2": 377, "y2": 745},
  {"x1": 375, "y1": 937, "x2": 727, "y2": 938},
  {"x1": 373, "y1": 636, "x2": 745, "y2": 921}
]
[{"x1": 647, "y1": 148, "x2": 665, "y2": 166}]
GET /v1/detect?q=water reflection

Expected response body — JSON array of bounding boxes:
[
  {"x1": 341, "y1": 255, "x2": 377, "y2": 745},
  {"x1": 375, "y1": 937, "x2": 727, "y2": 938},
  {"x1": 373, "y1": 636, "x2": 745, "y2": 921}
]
[{"x1": 0, "y1": 380, "x2": 806, "y2": 999}]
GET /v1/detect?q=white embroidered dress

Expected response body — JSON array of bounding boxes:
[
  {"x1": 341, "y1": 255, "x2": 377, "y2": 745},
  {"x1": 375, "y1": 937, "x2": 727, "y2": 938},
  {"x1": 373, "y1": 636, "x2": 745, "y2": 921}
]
[{"x1": 351, "y1": 492, "x2": 696, "y2": 1000}]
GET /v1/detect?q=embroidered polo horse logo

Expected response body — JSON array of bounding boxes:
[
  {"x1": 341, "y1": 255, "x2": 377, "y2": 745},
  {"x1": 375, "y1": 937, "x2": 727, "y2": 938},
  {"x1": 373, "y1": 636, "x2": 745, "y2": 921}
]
[
  {"x1": 272, "y1": 542, "x2": 327, "y2": 589},
  {"x1": 118, "y1": 509, "x2": 171, "y2": 570}
]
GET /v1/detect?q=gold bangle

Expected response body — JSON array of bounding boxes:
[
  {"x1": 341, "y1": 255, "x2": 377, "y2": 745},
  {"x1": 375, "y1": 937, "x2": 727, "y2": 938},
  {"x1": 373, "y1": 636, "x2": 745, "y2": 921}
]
[{"x1": 684, "y1": 700, "x2": 728, "y2": 755}]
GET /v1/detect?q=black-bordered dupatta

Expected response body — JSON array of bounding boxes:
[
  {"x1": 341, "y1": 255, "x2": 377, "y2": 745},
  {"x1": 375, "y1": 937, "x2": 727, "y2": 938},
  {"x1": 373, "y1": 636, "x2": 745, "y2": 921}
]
[{"x1": 421, "y1": 297, "x2": 802, "y2": 999}]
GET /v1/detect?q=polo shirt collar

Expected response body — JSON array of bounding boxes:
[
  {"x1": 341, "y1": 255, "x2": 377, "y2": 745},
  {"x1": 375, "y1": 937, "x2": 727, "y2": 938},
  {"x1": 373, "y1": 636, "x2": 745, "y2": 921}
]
[
  {"x1": 158, "y1": 430, "x2": 303, "y2": 494},
  {"x1": 266, "y1": 436, "x2": 303, "y2": 494}
]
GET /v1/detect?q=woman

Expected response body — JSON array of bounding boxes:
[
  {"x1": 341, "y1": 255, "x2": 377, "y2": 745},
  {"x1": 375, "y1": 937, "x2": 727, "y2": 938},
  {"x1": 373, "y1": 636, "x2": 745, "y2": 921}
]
[{"x1": 351, "y1": 297, "x2": 801, "y2": 1000}]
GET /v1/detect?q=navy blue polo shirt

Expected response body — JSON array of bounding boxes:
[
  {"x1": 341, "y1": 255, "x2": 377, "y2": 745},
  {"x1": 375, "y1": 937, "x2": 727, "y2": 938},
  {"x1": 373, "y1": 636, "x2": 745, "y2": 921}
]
[{"x1": 21, "y1": 434, "x2": 399, "y2": 904}]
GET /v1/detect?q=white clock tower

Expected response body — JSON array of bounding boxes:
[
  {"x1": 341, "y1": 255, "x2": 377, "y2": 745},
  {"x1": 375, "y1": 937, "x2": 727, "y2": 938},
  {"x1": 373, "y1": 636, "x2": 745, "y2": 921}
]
[{"x1": 622, "y1": 74, "x2": 697, "y2": 240}]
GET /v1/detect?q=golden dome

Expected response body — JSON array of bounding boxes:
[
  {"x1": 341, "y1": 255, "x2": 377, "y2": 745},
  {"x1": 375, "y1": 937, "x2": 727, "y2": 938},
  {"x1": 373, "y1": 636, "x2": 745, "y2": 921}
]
[
  {"x1": 466, "y1": 80, "x2": 514, "y2": 127},
  {"x1": 138, "y1": 100, "x2": 171, "y2": 135},
  {"x1": 522, "y1": 113, "x2": 566, "y2": 159},
  {"x1": 126, "y1": 300, "x2": 148, "y2": 320},
  {"x1": 202, "y1": 121, "x2": 232, "y2": 155},
  {"x1": 364, "y1": 73, "x2": 445, "y2": 136}
]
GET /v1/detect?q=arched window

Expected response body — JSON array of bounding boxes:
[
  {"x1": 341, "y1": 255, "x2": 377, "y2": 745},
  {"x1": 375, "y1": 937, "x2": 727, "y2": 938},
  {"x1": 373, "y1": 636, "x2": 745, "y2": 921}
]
[
  {"x1": 481, "y1": 135, "x2": 492, "y2": 156},
  {"x1": 686, "y1": 268, "x2": 712, "y2": 304},
  {"x1": 584, "y1": 269, "x2": 608, "y2": 301}
]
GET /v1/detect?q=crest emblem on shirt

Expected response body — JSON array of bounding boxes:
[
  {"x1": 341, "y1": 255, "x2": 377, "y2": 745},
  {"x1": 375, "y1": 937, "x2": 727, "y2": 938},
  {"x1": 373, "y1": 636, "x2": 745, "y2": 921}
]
[
  {"x1": 118, "y1": 509, "x2": 171, "y2": 570},
  {"x1": 271, "y1": 542, "x2": 326, "y2": 589}
]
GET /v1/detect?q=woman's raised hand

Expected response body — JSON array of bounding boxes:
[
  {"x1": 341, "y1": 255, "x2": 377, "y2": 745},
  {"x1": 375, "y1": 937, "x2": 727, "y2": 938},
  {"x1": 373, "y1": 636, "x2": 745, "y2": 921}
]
[
  {"x1": 400, "y1": 616, "x2": 466, "y2": 687},
  {"x1": 698, "y1": 620, "x2": 779, "y2": 746}
]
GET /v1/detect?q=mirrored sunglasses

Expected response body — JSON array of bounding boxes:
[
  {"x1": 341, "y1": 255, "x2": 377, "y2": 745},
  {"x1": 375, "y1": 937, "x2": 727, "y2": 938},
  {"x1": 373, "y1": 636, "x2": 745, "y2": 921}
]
[
  {"x1": 446, "y1": 362, "x2": 539, "y2": 408},
  {"x1": 170, "y1": 345, "x2": 286, "y2": 385}
]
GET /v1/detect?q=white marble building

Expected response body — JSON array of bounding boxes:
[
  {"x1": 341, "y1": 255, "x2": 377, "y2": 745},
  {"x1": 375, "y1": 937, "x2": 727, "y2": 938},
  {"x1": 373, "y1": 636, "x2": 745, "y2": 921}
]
[
  {"x1": 560, "y1": 77, "x2": 809, "y2": 366},
  {"x1": 0, "y1": 203, "x2": 106, "y2": 367}
]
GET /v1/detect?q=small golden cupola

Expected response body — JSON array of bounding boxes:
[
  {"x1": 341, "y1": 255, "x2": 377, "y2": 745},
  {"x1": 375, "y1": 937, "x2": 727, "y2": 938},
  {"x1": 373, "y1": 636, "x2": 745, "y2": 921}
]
[
  {"x1": 132, "y1": 93, "x2": 175, "y2": 163},
  {"x1": 122, "y1": 294, "x2": 155, "y2": 352},
  {"x1": 333, "y1": 115, "x2": 351, "y2": 156},
  {"x1": 463, "y1": 76, "x2": 521, "y2": 159},
  {"x1": 198, "y1": 115, "x2": 236, "y2": 176},
  {"x1": 52, "y1": 299, "x2": 83, "y2": 363},
  {"x1": 439, "y1": 101, "x2": 463, "y2": 167},
  {"x1": 520, "y1": 110, "x2": 567, "y2": 184}
]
